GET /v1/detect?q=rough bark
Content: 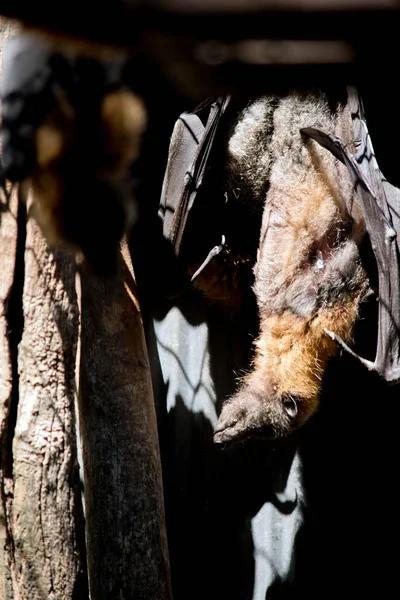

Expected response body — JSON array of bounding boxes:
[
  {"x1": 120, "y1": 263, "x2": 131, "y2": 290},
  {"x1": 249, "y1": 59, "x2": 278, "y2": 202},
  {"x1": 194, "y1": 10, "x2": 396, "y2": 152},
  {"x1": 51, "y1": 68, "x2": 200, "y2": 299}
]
[
  {"x1": 9, "y1": 212, "x2": 87, "y2": 600},
  {"x1": 78, "y1": 241, "x2": 172, "y2": 600},
  {"x1": 0, "y1": 182, "x2": 19, "y2": 600},
  {"x1": 0, "y1": 17, "x2": 87, "y2": 598},
  {"x1": 0, "y1": 160, "x2": 16, "y2": 444},
  {"x1": 0, "y1": 16, "x2": 87, "y2": 598},
  {"x1": 1, "y1": 194, "x2": 88, "y2": 600},
  {"x1": 0, "y1": 19, "x2": 17, "y2": 598}
]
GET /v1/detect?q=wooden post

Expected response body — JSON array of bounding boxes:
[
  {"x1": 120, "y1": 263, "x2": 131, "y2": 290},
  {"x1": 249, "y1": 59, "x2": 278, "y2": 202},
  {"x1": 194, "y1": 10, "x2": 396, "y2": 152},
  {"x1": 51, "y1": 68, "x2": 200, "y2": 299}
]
[{"x1": 78, "y1": 241, "x2": 172, "y2": 600}]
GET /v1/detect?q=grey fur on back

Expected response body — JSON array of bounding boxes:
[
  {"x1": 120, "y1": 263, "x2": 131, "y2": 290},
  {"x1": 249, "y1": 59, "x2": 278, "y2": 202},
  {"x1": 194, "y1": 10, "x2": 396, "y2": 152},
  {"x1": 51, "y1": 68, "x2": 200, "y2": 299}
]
[
  {"x1": 227, "y1": 91, "x2": 353, "y2": 216},
  {"x1": 227, "y1": 97, "x2": 277, "y2": 206}
]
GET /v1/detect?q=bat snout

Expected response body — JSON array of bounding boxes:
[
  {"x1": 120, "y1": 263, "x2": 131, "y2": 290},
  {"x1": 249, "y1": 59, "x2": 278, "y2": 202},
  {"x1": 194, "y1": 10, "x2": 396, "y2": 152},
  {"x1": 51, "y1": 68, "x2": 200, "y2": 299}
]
[{"x1": 213, "y1": 383, "x2": 301, "y2": 446}]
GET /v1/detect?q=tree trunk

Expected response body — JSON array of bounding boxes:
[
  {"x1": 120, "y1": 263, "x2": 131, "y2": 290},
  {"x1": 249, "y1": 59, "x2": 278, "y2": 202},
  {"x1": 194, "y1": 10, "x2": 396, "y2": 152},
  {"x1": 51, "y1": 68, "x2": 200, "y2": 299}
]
[
  {"x1": 78, "y1": 241, "x2": 172, "y2": 600},
  {"x1": 0, "y1": 19, "x2": 87, "y2": 599},
  {"x1": 0, "y1": 17, "x2": 172, "y2": 598},
  {"x1": 0, "y1": 181, "x2": 19, "y2": 599},
  {"x1": 0, "y1": 186, "x2": 88, "y2": 599}
]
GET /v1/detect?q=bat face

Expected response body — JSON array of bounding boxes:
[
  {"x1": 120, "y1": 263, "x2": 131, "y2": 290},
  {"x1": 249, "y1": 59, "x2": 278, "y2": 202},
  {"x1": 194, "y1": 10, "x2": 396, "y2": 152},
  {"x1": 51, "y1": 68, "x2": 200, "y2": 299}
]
[{"x1": 214, "y1": 262, "x2": 367, "y2": 445}]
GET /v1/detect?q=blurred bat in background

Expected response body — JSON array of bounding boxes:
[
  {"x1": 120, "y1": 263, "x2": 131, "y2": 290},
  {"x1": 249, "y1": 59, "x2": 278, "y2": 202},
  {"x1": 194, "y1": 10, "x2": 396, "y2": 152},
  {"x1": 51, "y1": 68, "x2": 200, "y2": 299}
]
[{"x1": 0, "y1": 31, "x2": 147, "y2": 275}]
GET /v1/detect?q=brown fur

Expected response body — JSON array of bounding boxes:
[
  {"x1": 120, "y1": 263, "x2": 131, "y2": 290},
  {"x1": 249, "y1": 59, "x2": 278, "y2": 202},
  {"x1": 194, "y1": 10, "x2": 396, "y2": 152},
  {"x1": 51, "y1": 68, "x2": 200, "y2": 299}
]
[{"x1": 100, "y1": 90, "x2": 146, "y2": 173}]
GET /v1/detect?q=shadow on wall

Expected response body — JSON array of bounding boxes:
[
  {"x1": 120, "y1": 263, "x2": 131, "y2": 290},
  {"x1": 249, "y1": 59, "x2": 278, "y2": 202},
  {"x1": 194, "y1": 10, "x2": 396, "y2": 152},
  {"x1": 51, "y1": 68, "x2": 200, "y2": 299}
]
[
  {"x1": 147, "y1": 289, "x2": 301, "y2": 600},
  {"x1": 146, "y1": 277, "x2": 400, "y2": 600}
]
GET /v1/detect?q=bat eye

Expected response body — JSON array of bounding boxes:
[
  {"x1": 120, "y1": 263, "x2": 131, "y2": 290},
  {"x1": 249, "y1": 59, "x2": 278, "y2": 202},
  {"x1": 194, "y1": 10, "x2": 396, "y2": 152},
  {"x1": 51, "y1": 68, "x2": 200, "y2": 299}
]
[{"x1": 282, "y1": 395, "x2": 299, "y2": 419}]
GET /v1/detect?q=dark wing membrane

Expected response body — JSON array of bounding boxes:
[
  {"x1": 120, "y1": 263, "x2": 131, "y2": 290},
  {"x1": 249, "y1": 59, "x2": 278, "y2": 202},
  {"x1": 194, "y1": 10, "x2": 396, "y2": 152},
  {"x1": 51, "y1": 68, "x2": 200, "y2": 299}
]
[{"x1": 301, "y1": 87, "x2": 400, "y2": 384}]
